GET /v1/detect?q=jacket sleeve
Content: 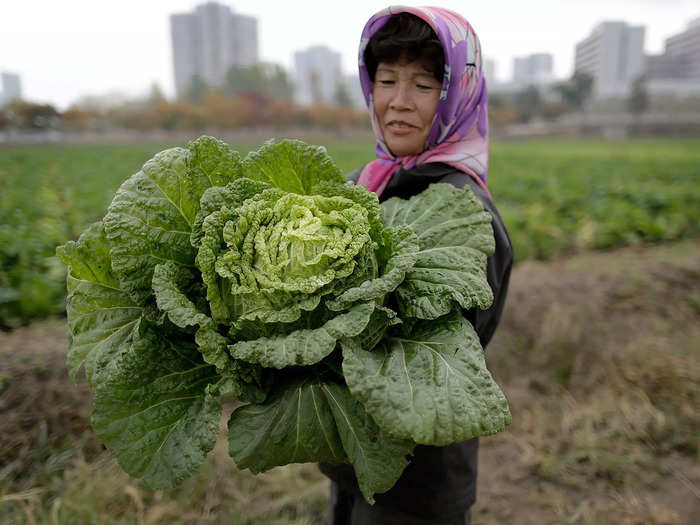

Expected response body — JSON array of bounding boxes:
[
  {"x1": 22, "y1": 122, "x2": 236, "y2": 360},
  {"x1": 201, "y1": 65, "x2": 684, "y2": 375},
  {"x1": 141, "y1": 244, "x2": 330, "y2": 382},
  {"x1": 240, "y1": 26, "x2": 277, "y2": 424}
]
[{"x1": 434, "y1": 172, "x2": 514, "y2": 349}]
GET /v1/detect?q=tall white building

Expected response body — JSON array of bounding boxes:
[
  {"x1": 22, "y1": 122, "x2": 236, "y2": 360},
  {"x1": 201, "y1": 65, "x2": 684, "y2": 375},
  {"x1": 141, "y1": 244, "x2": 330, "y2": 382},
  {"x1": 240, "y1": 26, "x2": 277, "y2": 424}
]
[
  {"x1": 293, "y1": 46, "x2": 342, "y2": 106},
  {"x1": 170, "y1": 1, "x2": 258, "y2": 98},
  {"x1": 342, "y1": 74, "x2": 366, "y2": 109},
  {"x1": 513, "y1": 53, "x2": 554, "y2": 86},
  {"x1": 666, "y1": 16, "x2": 700, "y2": 80},
  {"x1": 574, "y1": 21, "x2": 645, "y2": 99},
  {"x1": 0, "y1": 72, "x2": 22, "y2": 106},
  {"x1": 646, "y1": 17, "x2": 700, "y2": 96}
]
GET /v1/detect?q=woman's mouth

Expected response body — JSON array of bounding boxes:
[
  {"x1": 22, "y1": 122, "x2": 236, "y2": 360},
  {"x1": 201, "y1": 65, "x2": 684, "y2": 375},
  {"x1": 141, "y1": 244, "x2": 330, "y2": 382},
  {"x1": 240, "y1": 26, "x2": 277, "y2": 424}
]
[{"x1": 386, "y1": 120, "x2": 417, "y2": 134}]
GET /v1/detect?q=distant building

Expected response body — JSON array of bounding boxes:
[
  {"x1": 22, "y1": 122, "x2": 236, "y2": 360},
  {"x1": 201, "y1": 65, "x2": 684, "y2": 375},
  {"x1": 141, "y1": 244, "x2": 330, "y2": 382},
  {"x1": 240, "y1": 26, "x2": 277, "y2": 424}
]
[
  {"x1": 646, "y1": 17, "x2": 700, "y2": 96},
  {"x1": 646, "y1": 54, "x2": 687, "y2": 79},
  {"x1": 170, "y1": 1, "x2": 258, "y2": 99},
  {"x1": 483, "y1": 58, "x2": 496, "y2": 89},
  {"x1": 574, "y1": 21, "x2": 645, "y2": 99},
  {"x1": 0, "y1": 71, "x2": 22, "y2": 105},
  {"x1": 342, "y1": 74, "x2": 366, "y2": 109},
  {"x1": 71, "y1": 91, "x2": 133, "y2": 111},
  {"x1": 666, "y1": 16, "x2": 700, "y2": 79},
  {"x1": 294, "y1": 46, "x2": 342, "y2": 106},
  {"x1": 513, "y1": 53, "x2": 554, "y2": 86}
]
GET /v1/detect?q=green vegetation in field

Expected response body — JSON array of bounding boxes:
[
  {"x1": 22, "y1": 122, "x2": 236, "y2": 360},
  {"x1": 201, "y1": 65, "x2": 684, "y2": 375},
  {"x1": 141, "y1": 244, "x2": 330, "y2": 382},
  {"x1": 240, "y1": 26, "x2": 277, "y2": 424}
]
[
  {"x1": 0, "y1": 140, "x2": 372, "y2": 327},
  {"x1": 490, "y1": 139, "x2": 700, "y2": 260},
  {"x1": 1, "y1": 138, "x2": 698, "y2": 326},
  {"x1": 0, "y1": 145, "x2": 169, "y2": 325}
]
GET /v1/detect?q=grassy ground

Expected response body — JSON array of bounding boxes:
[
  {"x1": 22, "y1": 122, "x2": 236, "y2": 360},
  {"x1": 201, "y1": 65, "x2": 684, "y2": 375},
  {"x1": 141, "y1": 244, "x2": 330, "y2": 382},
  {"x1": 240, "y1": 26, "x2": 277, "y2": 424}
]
[{"x1": 1, "y1": 239, "x2": 698, "y2": 524}]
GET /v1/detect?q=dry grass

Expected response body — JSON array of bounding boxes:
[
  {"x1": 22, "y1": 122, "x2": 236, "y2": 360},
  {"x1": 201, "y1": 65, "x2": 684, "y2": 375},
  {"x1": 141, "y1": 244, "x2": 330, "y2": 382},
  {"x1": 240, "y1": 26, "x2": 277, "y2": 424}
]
[
  {"x1": 1, "y1": 240, "x2": 699, "y2": 524},
  {"x1": 475, "y1": 239, "x2": 700, "y2": 525}
]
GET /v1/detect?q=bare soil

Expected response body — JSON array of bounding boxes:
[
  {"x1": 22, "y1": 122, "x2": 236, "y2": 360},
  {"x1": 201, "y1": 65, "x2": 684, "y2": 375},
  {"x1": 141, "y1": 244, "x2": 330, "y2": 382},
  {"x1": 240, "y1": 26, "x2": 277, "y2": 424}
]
[{"x1": 475, "y1": 240, "x2": 700, "y2": 525}]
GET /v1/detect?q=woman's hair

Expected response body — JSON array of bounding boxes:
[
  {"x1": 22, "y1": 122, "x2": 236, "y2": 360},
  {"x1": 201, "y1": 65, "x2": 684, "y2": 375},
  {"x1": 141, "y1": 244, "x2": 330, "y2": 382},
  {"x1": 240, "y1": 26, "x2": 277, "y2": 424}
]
[{"x1": 364, "y1": 13, "x2": 444, "y2": 83}]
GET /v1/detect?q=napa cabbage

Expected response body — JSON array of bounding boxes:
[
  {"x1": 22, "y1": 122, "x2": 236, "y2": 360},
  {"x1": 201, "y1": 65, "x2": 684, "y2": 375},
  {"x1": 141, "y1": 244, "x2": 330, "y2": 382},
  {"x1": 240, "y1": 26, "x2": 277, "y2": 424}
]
[{"x1": 56, "y1": 136, "x2": 510, "y2": 503}]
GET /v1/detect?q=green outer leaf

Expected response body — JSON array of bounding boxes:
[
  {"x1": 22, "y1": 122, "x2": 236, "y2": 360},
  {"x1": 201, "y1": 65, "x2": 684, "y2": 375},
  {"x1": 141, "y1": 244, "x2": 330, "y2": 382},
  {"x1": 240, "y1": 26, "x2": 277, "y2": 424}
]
[
  {"x1": 321, "y1": 382, "x2": 414, "y2": 504},
  {"x1": 56, "y1": 222, "x2": 141, "y2": 386},
  {"x1": 206, "y1": 365, "x2": 269, "y2": 404},
  {"x1": 228, "y1": 377, "x2": 347, "y2": 473},
  {"x1": 242, "y1": 139, "x2": 345, "y2": 194},
  {"x1": 152, "y1": 260, "x2": 228, "y2": 369},
  {"x1": 394, "y1": 245, "x2": 493, "y2": 319},
  {"x1": 57, "y1": 221, "x2": 120, "y2": 288},
  {"x1": 188, "y1": 135, "x2": 244, "y2": 189},
  {"x1": 103, "y1": 137, "x2": 242, "y2": 305},
  {"x1": 152, "y1": 260, "x2": 267, "y2": 403},
  {"x1": 228, "y1": 377, "x2": 413, "y2": 504},
  {"x1": 342, "y1": 311, "x2": 511, "y2": 446},
  {"x1": 382, "y1": 183, "x2": 495, "y2": 319},
  {"x1": 352, "y1": 304, "x2": 401, "y2": 351},
  {"x1": 91, "y1": 325, "x2": 221, "y2": 490},
  {"x1": 228, "y1": 302, "x2": 374, "y2": 369},
  {"x1": 326, "y1": 225, "x2": 419, "y2": 311}
]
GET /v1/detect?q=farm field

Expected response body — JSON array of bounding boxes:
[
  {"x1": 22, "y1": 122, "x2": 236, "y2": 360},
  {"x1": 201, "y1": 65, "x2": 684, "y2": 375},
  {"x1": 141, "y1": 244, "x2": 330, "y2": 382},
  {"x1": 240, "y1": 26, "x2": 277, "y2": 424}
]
[
  {"x1": 1, "y1": 137, "x2": 699, "y2": 326},
  {"x1": 0, "y1": 137, "x2": 698, "y2": 523},
  {"x1": 1, "y1": 239, "x2": 698, "y2": 524}
]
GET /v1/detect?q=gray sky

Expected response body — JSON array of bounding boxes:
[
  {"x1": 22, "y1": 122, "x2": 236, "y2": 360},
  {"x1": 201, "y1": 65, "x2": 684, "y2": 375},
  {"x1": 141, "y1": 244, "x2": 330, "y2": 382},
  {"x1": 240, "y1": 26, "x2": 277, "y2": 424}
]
[{"x1": 1, "y1": 0, "x2": 698, "y2": 109}]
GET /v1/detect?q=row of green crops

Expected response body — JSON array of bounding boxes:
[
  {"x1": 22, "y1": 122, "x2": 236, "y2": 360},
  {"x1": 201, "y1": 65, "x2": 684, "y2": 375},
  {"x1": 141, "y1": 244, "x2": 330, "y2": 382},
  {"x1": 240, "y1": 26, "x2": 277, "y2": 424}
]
[
  {"x1": 490, "y1": 140, "x2": 700, "y2": 260},
  {"x1": 1, "y1": 138, "x2": 699, "y2": 326}
]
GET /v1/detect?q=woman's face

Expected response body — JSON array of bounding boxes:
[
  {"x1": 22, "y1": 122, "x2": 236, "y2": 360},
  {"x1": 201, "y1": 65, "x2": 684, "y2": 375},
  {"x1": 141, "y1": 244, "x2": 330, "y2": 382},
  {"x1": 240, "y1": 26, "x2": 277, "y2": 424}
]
[{"x1": 372, "y1": 61, "x2": 442, "y2": 157}]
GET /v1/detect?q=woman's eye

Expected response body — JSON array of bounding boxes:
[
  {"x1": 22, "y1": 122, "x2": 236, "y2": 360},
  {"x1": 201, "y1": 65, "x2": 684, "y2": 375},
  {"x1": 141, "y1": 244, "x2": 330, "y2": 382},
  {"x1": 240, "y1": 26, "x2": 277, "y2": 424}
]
[
  {"x1": 379, "y1": 80, "x2": 395, "y2": 86},
  {"x1": 417, "y1": 84, "x2": 433, "y2": 90}
]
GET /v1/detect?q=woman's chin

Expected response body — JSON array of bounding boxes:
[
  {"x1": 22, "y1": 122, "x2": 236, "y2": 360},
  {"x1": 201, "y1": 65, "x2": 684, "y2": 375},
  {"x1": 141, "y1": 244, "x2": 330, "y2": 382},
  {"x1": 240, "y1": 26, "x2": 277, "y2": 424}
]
[{"x1": 385, "y1": 138, "x2": 423, "y2": 157}]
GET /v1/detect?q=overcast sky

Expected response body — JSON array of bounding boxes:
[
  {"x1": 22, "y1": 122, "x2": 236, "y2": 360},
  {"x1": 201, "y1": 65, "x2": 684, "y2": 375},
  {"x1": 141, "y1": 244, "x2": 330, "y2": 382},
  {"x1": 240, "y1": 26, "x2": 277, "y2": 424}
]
[{"x1": 1, "y1": 0, "x2": 698, "y2": 109}]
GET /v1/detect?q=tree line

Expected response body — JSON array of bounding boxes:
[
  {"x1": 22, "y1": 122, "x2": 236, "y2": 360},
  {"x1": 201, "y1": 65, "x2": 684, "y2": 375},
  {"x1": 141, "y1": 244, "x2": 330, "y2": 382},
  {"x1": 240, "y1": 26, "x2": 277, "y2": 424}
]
[
  {"x1": 0, "y1": 64, "x2": 368, "y2": 133},
  {"x1": 489, "y1": 72, "x2": 652, "y2": 126},
  {"x1": 0, "y1": 68, "x2": 654, "y2": 133}
]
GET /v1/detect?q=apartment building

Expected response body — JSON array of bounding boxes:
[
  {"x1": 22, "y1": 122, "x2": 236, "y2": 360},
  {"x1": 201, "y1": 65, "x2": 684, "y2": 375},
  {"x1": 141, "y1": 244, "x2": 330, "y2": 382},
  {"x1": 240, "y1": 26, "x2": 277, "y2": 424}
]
[
  {"x1": 170, "y1": 1, "x2": 258, "y2": 98},
  {"x1": 293, "y1": 46, "x2": 342, "y2": 106},
  {"x1": 574, "y1": 22, "x2": 645, "y2": 98}
]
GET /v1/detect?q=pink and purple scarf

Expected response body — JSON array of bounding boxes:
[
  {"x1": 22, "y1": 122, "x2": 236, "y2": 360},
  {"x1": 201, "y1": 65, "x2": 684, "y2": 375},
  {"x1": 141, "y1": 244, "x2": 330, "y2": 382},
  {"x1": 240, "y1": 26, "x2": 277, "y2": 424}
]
[{"x1": 356, "y1": 6, "x2": 489, "y2": 197}]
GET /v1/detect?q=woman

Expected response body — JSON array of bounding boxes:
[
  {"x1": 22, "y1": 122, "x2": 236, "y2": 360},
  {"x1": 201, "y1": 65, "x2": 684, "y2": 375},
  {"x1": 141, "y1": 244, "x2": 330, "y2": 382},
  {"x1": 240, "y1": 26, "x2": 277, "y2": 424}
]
[{"x1": 319, "y1": 6, "x2": 513, "y2": 525}]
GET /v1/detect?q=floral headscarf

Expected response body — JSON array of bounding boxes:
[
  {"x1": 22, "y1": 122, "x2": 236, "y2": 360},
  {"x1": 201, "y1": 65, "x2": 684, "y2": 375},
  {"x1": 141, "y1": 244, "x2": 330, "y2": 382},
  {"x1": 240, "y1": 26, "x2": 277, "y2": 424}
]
[{"x1": 356, "y1": 6, "x2": 489, "y2": 197}]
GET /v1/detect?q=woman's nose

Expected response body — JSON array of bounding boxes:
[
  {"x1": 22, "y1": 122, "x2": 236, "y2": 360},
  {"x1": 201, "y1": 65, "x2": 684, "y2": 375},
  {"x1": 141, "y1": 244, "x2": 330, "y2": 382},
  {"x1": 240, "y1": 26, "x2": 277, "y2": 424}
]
[{"x1": 389, "y1": 81, "x2": 413, "y2": 110}]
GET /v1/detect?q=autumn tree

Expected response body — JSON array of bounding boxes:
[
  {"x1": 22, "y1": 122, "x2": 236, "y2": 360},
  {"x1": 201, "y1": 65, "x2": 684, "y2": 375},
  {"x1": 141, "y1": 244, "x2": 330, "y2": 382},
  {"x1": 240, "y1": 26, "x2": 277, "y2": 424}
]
[
  {"x1": 514, "y1": 85, "x2": 542, "y2": 123},
  {"x1": 7, "y1": 101, "x2": 60, "y2": 129},
  {"x1": 627, "y1": 75, "x2": 649, "y2": 114},
  {"x1": 0, "y1": 108, "x2": 10, "y2": 129},
  {"x1": 61, "y1": 107, "x2": 91, "y2": 131},
  {"x1": 148, "y1": 82, "x2": 166, "y2": 104},
  {"x1": 186, "y1": 74, "x2": 208, "y2": 104},
  {"x1": 334, "y1": 81, "x2": 353, "y2": 108},
  {"x1": 309, "y1": 70, "x2": 323, "y2": 105},
  {"x1": 554, "y1": 71, "x2": 594, "y2": 111},
  {"x1": 224, "y1": 64, "x2": 294, "y2": 100}
]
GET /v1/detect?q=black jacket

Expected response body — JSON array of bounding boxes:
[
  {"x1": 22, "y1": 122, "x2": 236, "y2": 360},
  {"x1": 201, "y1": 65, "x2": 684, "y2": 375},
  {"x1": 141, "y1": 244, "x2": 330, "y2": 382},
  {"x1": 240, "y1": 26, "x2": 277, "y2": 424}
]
[{"x1": 319, "y1": 162, "x2": 514, "y2": 521}]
